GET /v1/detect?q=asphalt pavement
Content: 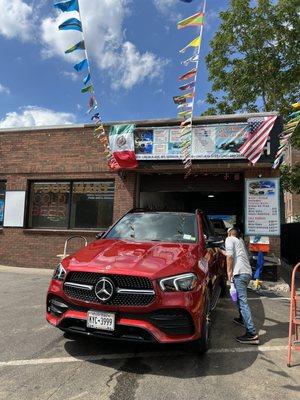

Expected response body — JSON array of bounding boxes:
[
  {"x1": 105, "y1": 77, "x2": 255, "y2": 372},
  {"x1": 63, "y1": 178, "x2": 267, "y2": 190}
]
[{"x1": 0, "y1": 265, "x2": 299, "y2": 400}]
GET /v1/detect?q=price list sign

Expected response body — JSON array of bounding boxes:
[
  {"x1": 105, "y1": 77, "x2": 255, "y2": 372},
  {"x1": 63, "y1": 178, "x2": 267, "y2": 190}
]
[{"x1": 245, "y1": 178, "x2": 280, "y2": 236}]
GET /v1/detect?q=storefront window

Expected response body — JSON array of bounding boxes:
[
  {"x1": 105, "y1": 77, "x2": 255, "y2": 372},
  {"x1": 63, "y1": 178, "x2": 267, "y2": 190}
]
[
  {"x1": 70, "y1": 182, "x2": 114, "y2": 229},
  {"x1": 0, "y1": 182, "x2": 6, "y2": 227},
  {"x1": 28, "y1": 182, "x2": 70, "y2": 229},
  {"x1": 28, "y1": 181, "x2": 114, "y2": 230}
]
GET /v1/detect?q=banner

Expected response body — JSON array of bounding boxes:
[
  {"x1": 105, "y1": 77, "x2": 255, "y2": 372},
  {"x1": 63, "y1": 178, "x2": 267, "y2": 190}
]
[
  {"x1": 134, "y1": 123, "x2": 252, "y2": 160},
  {"x1": 245, "y1": 178, "x2": 280, "y2": 236}
]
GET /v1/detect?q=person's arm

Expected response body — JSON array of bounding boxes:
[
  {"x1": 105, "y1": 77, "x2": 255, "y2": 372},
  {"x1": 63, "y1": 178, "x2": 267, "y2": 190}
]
[
  {"x1": 226, "y1": 256, "x2": 234, "y2": 282},
  {"x1": 225, "y1": 237, "x2": 234, "y2": 282}
]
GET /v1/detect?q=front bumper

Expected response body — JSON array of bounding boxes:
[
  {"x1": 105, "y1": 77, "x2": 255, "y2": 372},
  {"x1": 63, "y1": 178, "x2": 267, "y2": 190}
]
[{"x1": 46, "y1": 279, "x2": 206, "y2": 343}]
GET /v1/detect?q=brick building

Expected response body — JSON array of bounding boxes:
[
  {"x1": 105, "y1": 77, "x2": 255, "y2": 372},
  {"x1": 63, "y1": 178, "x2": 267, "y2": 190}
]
[
  {"x1": 284, "y1": 144, "x2": 300, "y2": 222},
  {"x1": 0, "y1": 113, "x2": 281, "y2": 269}
]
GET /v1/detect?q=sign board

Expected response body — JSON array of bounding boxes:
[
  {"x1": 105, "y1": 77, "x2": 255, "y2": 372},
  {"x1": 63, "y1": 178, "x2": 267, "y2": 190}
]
[
  {"x1": 249, "y1": 236, "x2": 270, "y2": 253},
  {"x1": 135, "y1": 123, "x2": 252, "y2": 160},
  {"x1": 245, "y1": 178, "x2": 280, "y2": 236},
  {"x1": 3, "y1": 191, "x2": 26, "y2": 227}
]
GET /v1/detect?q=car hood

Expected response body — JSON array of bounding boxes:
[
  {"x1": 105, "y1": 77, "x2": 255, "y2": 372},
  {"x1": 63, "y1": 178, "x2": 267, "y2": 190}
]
[{"x1": 65, "y1": 239, "x2": 199, "y2": 279}]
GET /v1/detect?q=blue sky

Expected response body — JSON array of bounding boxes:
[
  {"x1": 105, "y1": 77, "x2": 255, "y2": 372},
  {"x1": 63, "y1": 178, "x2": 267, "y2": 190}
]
[{"x1": 0, "y1": 0, "x2": 229, "y2": 128}]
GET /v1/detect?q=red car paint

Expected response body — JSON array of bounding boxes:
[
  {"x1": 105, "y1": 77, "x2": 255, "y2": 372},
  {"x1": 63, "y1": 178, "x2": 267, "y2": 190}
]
[{"x1": 46, "y1": 211, "x2": 225, "y2": 345}]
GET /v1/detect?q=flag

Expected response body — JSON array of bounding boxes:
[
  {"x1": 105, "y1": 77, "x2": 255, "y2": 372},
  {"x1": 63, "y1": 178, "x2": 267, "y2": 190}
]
[
  {"x1": 178, "y1": 12, "x2": 204, "y2": 29},
  {"x1": 54, "y1": 0, "x2": 79, "y2": 12},
  {"x1": 180, "y1": 35, "x2": 201, "y2": 53},
  {"x1": 180, "y1": 117, "x2": 192, "y2": 127},
  {"x1": 178, "y1": 110, "x2": 193, "y2": 118},
  {"x1": 179, "y1": 68, "x2": 197, "y2": 81},
  {"x1": 65, "y1": 40, "x2": 85, "y2": 54},
  {"x1": 74, "y1": 59, "x2": 88, "y2": 71},
  {"x1": 179, "y1": 81, "x2": 195, "y2": 91},
  {"x1": 181, "y1": 54, "x2": 199, "y2": 66},
  {"x1": 83, "y1": 73, "x2": 91, "y2": 85},
  {"x1": 272, "y1": 153, "x2": 284, "y2": 169},
  {"x1": 81, "y1": 84, "x2": 93, "y2": 93},
  {"x1": 109, "y1": 124, "x2": 138, "y2": 169},
  {"x1": 91, "y1": 112, "x2": 101, "y2": 122},
  {"x1": 59, "y1": 18, "x2": 82, "y2": 32},
  {"x1": 238, "y1": 116, "x2": 277, "y2": 164},
  {"x1": 178, "y1": 102, "x2": 193, "y2": 109},
  {"x1": 173, "y1": 95, "x2": 187, "y2": 105}
]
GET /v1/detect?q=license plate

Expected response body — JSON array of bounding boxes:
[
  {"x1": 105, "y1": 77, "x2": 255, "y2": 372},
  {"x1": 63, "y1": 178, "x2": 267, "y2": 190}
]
[{"x1": 87, "y1": 311, "x2": 115, "y2": 331}]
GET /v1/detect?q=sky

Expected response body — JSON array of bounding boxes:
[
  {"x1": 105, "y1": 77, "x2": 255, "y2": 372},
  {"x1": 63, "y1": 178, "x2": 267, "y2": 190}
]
[{"x1": 0, "y1": 0, "x2": 229, "y2": 128}]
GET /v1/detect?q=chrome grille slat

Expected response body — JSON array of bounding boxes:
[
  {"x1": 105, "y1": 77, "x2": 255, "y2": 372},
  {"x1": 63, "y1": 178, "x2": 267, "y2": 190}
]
[{"x1": 64, "y1": 272, "x2": 155, "y2": 306}]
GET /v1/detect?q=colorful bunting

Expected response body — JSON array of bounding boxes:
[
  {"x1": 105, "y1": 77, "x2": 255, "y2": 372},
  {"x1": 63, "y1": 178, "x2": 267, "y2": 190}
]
[
  {"x1": 181, "y1": 54, "x2": 199, "y2": 66},
  {"x1": 65, "y1": 40, "x2": 85, "y2": 54},
  {"x1": 179, "y1": 68, "x2": 197, "y2": 81},
  {"x1": 54, "y1": 0, "x2": 79, "y2": 12},
  {"x1": 58, "y1": 18, "x2": 82, "y2": 32},
  {"x1": 174, "y1": 0, "x2": 206, "y2": 174},
  {"x1": 273, "y1": 102, "x2": 300, "y2": 168},
  {"x1": 179, "y1": 35, "x2": 201, "y2": 53},
  {"x1": 81, "y1": 84, "x2": 94, "y2": 93},
  {"x1": 55, "y1": 0, "x2": 113, "y2": 170},
  {"x1": 74, "y1": 59, "x2": 88, "y2": 71},
  {"x1": 179, "y1": 81, "x2": 196, "y2": 91},
  {"x1": 178, "y1": 12, "x2": 204, "y2": 29},
  {"x1": 83, "y1": 73, "x2": 91, "y2": 85}
]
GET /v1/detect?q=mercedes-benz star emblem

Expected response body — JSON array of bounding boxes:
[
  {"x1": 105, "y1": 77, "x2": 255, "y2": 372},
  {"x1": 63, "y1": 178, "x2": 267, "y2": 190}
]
[{"x1": 94, "y1": 278, "x2": 114, "y2": 302}]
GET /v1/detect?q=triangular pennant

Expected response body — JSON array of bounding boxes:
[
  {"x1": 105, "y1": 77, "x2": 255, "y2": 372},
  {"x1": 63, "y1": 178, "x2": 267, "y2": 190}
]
[
  {"x1": 59, "y1": 18, "x2": 82, "y2": 32},
  {"x1": 65, "y1": 40, "x2": 85, "y2": 54},
  {"x1": 179, "y1": 68, "x2": 197, "y2": 81},
  {"x1": 178, "y1": 12, "x2": 204, "y2": 29},
  {"x1": 180, "y1": 35, "x2": 201, "y2": 53}
]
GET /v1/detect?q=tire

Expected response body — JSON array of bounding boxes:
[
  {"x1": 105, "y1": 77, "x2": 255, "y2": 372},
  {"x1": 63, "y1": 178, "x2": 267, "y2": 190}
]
[{"x1": 193, "y1": 293, "x2": 211, "y2": 354}]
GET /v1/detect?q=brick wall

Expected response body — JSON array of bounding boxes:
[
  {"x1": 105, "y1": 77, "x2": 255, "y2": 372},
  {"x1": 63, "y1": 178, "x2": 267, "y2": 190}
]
[{"x1": 0, "y1": 126, "x2": 136, "y2": 268}]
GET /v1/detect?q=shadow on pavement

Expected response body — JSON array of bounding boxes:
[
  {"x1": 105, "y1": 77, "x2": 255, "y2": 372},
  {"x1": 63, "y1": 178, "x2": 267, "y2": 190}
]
[{"x1": 63, "y1": 294, "x2": 289, "y2": 381}]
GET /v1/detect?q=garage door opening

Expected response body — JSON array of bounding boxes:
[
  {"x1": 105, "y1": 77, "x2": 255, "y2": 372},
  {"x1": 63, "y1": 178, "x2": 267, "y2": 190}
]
[{"x1": 139, "y1": 173, "x2": 244, "y2": 232}]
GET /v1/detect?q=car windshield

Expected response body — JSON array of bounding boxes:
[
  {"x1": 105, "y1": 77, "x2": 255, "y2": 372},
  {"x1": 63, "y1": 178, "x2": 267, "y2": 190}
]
[{"x1": 105, "y1": 212, "x2": 197, "y2": 243}]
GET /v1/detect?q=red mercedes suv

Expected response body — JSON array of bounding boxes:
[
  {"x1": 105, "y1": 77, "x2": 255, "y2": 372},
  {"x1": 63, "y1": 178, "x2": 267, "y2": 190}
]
[{"x1": 46, "y1": 210, "x2": 226, "y2": 352}]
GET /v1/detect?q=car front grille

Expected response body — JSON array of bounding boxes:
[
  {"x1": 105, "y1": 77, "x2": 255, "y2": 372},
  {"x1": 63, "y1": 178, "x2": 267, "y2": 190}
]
[{"x1": 64, "y1": 272, "x2": 155, "y2": 307}]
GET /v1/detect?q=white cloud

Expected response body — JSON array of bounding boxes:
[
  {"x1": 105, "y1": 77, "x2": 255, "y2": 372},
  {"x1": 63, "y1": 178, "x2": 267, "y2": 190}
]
[
  {"x1": 0, "y1": 106, "x2": 76, "y2": 128},
  {"x1": 0, "y1": 0, "x2": 34, "y2": 41},
  {"x1": 40, "y1": 0, "x2": 168, "y2": 90},
  {"x1": 0, "y1": 83, "x2": 10, "y2": 95},
  {"x1": 153, "y1": 0, "x2": 177, "y2": 15},
  {"x1": 61, "y1": 71, "x2": 80, "y2": 81}
]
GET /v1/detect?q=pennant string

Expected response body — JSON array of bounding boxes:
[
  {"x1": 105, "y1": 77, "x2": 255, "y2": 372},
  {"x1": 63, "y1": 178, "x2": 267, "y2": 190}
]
[
  {"x1": 55, "y1": 0, "x2": 112, "y2": 162},
  {"x1": 175, "y1": 0, "x2": 207, "y2": 175}
]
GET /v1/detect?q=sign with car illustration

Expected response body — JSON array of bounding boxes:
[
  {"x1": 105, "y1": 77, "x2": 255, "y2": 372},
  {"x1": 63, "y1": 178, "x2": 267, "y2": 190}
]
[
  {"x1": 135, "y1": 123, "x2": 253, "y2": 160},
  {"x1": 245, "y1": 178, "x2": 280, "y2": 236}
]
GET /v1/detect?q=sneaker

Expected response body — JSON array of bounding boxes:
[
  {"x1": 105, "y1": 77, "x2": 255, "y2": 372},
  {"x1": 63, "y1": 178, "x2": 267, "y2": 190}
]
[
  {"x1": 235, "y1": 333, "x2": 259, "y2": 345},
  {"x1": 233, "y1": 317, "x2": 244, "y2": 327}
]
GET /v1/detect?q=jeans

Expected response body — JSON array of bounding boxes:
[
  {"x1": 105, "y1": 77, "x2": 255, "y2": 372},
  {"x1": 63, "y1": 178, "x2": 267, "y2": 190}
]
[{"x1": 234, "y1": 273, "x2": 256, "y2": 336}]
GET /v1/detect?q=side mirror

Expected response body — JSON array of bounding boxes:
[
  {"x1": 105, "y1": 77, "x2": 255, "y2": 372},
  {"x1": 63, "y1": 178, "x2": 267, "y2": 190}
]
[
  {"x1": 95, "y1": 231, "x2": 106, "y2": 240},
  {"x1": 206, "y1": 237, "x2": 224, "y2": 249}
]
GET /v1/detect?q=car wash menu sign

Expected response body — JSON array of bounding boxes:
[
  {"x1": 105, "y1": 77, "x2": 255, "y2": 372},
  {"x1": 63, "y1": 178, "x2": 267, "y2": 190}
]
[
  {"x1": 134, "y1": 123, "x2": 251, "y2": 160},
  {"x1": 245, "y1": 178, "x2": 280, "y2": 236}
]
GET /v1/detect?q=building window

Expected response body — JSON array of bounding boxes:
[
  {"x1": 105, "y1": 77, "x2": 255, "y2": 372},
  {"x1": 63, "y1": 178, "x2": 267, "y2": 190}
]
[
  {"x1": 0, "y1": 181, "x2": 6, "y2": 227},
  {"x1": 28, "y1": 181, "x2": 114, "y2": 230}
]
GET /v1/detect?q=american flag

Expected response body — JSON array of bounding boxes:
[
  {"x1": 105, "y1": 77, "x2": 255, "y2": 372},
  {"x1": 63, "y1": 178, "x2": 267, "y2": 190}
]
[{"x1": 239, "y1": 116, "x2": 277, "y2": 164}]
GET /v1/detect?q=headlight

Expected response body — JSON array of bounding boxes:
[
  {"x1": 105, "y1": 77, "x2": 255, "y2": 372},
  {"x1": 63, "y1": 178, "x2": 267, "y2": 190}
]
[
  {"x1": 159, "y1": 273, "x2": 197, "y2": 292},
  {"x1": 52, "y1": 263, "x2": 66, "y2": 281}
]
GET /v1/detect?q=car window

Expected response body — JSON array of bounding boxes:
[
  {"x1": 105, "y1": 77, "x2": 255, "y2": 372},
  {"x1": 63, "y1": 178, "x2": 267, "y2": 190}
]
[{"x1": 105, "y1": 212, "x2": 197, "y2": 243}]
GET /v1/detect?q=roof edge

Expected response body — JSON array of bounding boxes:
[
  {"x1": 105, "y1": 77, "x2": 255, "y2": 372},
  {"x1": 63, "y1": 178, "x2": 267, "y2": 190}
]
[{"x1": 0, "y1": 111, "x2": 280, "y2": 133}]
